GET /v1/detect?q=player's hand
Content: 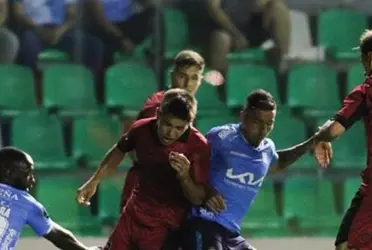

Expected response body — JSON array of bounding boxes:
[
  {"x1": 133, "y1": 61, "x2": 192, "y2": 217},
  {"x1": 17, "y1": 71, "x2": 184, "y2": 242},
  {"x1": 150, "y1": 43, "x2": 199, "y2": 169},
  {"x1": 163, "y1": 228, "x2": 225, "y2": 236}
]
[
  {"x1": 204, "y1": 194, "x2": 226, "y2": 214},
  {"x1": 76, "y1": 180, "x2": 98, "y2": 206},
  {"x1": 169, "y1": 152, "x2": 190, "y2": 180},
  {"x1": 314, "y1": 141, "x2": 333, "y2": 169}
]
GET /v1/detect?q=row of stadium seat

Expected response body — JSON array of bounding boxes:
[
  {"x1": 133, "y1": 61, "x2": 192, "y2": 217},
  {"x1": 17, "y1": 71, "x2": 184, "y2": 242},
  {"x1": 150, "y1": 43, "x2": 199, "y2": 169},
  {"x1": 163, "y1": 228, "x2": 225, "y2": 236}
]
[
  {"x1": 36, "y1": 8, "x2": 369, "y2": 64},
  {"x1": 28, "y1": 174, "x2": 361, "y2": 236},
  {"x1": 0, "y1": 63, "x2": 365, "y2": 118},
  {"x1": 9, "y1": 109, "x2": 365, "y2": 170},
  {"x1": 163, "y1": 8, "x2": 369, "y2": 61}
]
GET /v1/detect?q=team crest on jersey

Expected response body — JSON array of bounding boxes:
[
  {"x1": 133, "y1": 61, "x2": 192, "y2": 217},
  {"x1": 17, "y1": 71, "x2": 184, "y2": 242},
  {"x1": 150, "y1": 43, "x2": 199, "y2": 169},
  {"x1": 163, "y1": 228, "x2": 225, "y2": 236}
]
[{"x1": 218, "y1": 128, "x2": 234, "y2": 139}]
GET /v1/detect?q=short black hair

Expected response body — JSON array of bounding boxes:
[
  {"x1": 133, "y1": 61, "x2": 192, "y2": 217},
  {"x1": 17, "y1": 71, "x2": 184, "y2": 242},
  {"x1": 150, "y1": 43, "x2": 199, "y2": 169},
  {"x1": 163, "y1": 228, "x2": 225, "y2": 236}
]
[
  {"x1": 0, "y1": 147, "x2": 32, "y2": 182},
  {"x1": 244, "y1": 89, "x2": 276, "y2": 111},
  {"x1": 160, "y1": 88, "x2": 197, "y2": 121},
  {"x1": 359, "y1": 30, "x2": 372, "y2": 55}
]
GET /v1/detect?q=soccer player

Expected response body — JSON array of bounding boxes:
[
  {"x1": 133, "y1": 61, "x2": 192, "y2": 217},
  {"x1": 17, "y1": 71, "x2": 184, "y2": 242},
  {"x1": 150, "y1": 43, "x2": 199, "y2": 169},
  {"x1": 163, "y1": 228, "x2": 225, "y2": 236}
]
[
  {"x1": 76, "y1": 89, "x2": 211, "y2": 250},
  {"x1": 0, "y1": 147, "x2": 99, "y2": 250},
  {"x1": 119, "y1": 49, "x2": 206, "y2": 210},
  {"x1": 313, "y1": 29, "x2": 372, "y2": 250},
  {"x1": 180, "y1": 89, "x2": 331, "y2": 250}
]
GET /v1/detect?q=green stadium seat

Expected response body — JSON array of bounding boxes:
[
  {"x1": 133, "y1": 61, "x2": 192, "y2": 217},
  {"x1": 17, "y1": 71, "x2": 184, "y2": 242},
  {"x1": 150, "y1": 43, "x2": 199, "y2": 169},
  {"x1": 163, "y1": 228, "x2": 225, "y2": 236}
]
[
  {"x1": 329, "y1": 122, "x2": 366, "y2": 169},
  {"x1": 318, "y1": 9, "x2": 367, "y2": 61},
  {"x1": 196, "y1": 112, "x2": 239, "y2": 135},
  {"x1": 72, "y1": 114, "x2": 131, "y2": 168},
  {"x1": 105, "y1": 62, "x2": 157, "y2": 116},
  {"x1": 0, "y1": 64, "x2": 37, "y2": 117},
  {"x1": 227, "y1": 48, "x2": 265, "y2": 62},
  {"x1": 343, "y1": 177, "x2": 362, "y2": 213},
  {"x1": 226, "y1": 64, "x2": 279, "y2": 108},
  {"x1": 37, "y1": 175, "x2": 99, "y2": 232},
  {"x1": 241, "y1": 179, "x2": 286, "y2": 236},
  {"x1": 98, "y1": 175, "x2": 125, "y2": 220},
  {"x1": 163, "y1": 8, "x2": 190, "y2": 59},
  {"x1": 43, "y1": 64, "x2": 98, "y2": 116},
  {"x1": 11, "y1": 111, "x2": 72, "y2": 169},
  {"x1": 114, "y1": 37, "x2": 152, "y2": 62},
  {"x1": 287, "y1": 64, "x2": 340, "y2": 118},
  {"x1": 346, "y1": 64, "x2": 365, "y2": 94},
  {"x1": 269, "y1": 109, "x2": 314, "y2": 169},
  {"x1": 38, "y1": 49, "x2": 69, "y2": 64},
  {"x1": 284, "y1": 176, "x2": 340, "y2": 231}
]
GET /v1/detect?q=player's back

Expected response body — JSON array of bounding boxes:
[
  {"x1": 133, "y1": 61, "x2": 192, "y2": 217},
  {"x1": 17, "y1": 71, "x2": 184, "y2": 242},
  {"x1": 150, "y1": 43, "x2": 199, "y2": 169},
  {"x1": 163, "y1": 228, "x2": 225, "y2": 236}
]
[
  {"x1": 0, "y1": 183, "x2": 50, "y2": 249},
  {"x1": 192, "y1": 123, "x2": 278, "y2": 233}
]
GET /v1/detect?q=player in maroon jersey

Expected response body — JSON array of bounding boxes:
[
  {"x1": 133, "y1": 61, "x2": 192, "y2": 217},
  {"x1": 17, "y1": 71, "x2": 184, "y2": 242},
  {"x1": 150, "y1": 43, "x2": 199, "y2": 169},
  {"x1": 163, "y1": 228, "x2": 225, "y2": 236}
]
[
  {"x1": 314, "y1": 30, "x2": 372, "y2": 250},
  {"x1": 76, "y1": 89, "x2": 211, "y2": 250},
  {"x1": 120, "y1": 50, "x2": 206, "y2": 210}
]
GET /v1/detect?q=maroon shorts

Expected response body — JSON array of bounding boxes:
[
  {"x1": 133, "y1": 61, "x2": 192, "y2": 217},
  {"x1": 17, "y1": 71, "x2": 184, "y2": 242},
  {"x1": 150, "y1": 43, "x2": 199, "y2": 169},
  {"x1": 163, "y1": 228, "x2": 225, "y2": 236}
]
[
  {"x1": 119, "y1": 167, "x2": 138, "y2": 210},
  {"x1": 348, "y1": 187, "x2": 372, "y2": 249},
  {"x1": 103, "y1": 208, "x2": 170, "y2": 250}
]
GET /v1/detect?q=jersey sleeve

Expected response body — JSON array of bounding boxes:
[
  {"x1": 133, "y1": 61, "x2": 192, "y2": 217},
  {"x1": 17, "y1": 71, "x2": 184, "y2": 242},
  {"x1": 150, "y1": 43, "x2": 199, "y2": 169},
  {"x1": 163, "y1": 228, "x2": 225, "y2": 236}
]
[
  {"x1": 116, "y1": 128, "x2": 136, "y2": 154},
  {"x1": 206, "y1": 127, "x2": 224, "y2": 156},
  {"x1": 136, "y1": 93, "x2": 162, "y2": 120},
  {"x1": 269, "y1": 141, "x2": 279, "y2": 168},
  {"x1": 334, "y1": 86, "x2": 367, "y2": 129},
  {"x1": 27, "y1": 202, "x2": 53, "y2": 237}
]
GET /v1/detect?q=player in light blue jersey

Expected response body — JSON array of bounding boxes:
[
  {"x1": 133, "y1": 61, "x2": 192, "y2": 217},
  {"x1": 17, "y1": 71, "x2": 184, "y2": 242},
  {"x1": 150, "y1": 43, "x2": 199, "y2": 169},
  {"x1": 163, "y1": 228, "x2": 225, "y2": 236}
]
[
  {"x1": 0, "y1": 147, "x2": 99, "y2": 250},
  {"x1": 180, "y1": 89, "x2": 331, "y2": 250}
]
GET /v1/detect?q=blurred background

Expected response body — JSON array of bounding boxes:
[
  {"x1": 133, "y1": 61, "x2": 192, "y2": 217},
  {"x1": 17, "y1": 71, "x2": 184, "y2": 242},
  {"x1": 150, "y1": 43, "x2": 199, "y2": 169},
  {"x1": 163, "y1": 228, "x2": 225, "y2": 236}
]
[{"x1": 1, "y1": 0, "x2": 371, "y2": 243}]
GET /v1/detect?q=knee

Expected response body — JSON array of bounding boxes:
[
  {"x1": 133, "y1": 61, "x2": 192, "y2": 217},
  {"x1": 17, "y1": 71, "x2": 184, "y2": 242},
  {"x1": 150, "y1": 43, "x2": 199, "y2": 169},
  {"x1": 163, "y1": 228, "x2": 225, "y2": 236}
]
[
  {"x1": 210, "y1": 30, "x2": 232, "y2": 49},
  {"x1": 264, "y1": 0, "x2": 289, "y2": 20}
]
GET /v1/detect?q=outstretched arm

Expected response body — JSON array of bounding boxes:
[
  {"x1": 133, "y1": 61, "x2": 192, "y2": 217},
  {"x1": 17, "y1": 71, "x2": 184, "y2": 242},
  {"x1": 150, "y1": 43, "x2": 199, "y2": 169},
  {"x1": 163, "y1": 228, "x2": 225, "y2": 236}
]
[{"x1": 44, "y1": 222, "x2": 95, "y2": 250}]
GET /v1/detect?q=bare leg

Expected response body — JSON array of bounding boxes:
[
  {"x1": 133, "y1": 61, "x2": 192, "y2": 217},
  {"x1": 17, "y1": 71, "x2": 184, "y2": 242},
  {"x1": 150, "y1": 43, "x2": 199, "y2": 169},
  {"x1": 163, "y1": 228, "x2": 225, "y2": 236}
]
[{"x1": 208, "y1": 30, "x2": 232, "y2": 101}]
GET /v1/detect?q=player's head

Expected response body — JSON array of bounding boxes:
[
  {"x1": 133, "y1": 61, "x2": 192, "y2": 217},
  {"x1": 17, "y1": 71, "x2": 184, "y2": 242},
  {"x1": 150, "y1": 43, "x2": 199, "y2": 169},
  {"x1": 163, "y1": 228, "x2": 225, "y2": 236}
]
[
  {"x1": 156, "y1": 88, "x2": 197, "y2": 145},
  {"x1": 0, "y1": 147, "x2": 36, "y2": 191},
  {"x1": 240, "y1": 89, "x2": 276, "y2": 147},
  {"x1": 170, "y1": 50, "x2": 205, "y2": 95},
  {"x1": 358, "y1": 30, "x2": 372, "y2": 75}
]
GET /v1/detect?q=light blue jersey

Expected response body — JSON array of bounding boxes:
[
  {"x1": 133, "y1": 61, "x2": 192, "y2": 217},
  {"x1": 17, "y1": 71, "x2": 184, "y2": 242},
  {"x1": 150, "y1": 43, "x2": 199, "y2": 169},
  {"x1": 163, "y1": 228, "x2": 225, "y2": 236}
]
[
  {"x1": 192, "y1": 123, "x2": 278, "y2": 233},
  {"x1": 0, "y1": 183, "x2": 52, "y2": 249}
]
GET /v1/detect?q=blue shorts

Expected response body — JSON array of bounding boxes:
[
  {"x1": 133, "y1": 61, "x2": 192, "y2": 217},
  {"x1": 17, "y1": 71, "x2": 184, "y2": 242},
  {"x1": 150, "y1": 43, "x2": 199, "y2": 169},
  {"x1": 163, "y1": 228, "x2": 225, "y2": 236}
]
[{"x1": 180, "y1": 218, "x2": 256, "y2": 250}]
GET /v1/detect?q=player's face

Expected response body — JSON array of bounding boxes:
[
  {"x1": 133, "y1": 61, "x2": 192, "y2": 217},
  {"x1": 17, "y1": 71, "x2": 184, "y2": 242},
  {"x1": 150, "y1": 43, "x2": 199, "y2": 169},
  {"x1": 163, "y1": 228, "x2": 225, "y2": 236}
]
[
  {"x1": 171, "y1": 65, "x2": 203, "y2": 95},
  {"x1": 361, "y1": 52, "x2": 372, "y2": 75},
  {"x1": 240, "y1": 109, "x2": 276, "y2": 147},
  {"x1": 156, "y1": 113, "x2": 190, "y2": 145}
]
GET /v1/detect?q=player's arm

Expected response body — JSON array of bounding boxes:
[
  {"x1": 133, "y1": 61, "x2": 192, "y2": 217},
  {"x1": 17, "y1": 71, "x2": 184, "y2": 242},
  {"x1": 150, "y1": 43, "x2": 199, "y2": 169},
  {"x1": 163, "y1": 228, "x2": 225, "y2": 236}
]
[
  {"x1": 206, "y1": 0, "x2": 245, "y2": 39},
  {"x1": 43, "y1": 222, "x2": 94, "y2": 250},
  {"x1": 28, "y1": 204, "x2": 95, "y2": 250},
  {"x1": 270, "y1": 87, "x2": 366, "y2": 173},
  {"x1": 76, "y1": 129, "x2": 135, "y2": 206},
  {"x1": 170, "y1": 145, "x2": 210, "y2": 205},
  {"x1": 269, "y1": 136, "x2": 320, "y2": 173}
]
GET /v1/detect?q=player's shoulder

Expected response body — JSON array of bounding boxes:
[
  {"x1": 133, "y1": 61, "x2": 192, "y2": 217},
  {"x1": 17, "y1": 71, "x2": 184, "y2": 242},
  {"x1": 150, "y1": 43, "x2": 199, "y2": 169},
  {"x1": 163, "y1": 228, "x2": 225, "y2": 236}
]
[
  {"x1": 207, "y1": 123, "x2": 240, "y2": 141},
  {"x1": 261, "y1": 137, "x2": 276, "y2": 152},
  {"x1": 146, "y1": 91, "x2": 165, "y2": 104},
  {"x1": 188, "y1": 126, "x2": 208, "y2": 148},
  {"x1": 131, "y1": 117, "x2": 156, "y2": 130},
  {"x1": 349, "y1": 78, "x2": 372, "y2": 95}
]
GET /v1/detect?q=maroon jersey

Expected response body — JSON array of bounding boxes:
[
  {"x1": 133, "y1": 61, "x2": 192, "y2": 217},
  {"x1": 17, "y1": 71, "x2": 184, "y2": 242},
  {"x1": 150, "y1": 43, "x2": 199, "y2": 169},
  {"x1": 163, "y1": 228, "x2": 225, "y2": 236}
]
[
  {"x1": 137, "y1": 91, "x2": 165, "y2": 120},
  {"x1": 116, "y1": 118, "x2": 210, "y2": 228},
  {"x1": 334, "y1": 76, "x2": 372, "y2": 193}
]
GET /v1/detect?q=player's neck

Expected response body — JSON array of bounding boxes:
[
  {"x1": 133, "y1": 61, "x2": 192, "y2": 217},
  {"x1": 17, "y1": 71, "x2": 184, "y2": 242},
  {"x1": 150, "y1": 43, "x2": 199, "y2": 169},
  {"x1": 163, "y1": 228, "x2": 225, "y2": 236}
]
[{"x1": 239, "y1": 127, "x2": 260, "y2": 148}]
